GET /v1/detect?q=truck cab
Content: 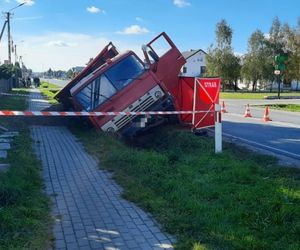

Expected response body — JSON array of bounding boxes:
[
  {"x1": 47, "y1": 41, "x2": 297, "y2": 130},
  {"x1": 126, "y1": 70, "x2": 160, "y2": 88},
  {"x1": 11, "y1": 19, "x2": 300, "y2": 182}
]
[{"x1": 56, "y1": 32, "x2": 185, "y2": 136}]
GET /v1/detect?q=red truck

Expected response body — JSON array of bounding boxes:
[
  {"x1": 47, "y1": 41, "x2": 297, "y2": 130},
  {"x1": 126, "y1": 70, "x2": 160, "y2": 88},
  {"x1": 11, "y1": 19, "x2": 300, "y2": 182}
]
[{"x1": 56, "y1": 32, "x2": 186, "y2": 136}]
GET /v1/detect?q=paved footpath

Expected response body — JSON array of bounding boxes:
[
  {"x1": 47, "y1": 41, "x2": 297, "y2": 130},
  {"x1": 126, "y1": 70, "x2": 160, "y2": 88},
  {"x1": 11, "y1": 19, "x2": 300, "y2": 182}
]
[{"x1": 28, "y1": 89, "x2": 175, "y2": 250}]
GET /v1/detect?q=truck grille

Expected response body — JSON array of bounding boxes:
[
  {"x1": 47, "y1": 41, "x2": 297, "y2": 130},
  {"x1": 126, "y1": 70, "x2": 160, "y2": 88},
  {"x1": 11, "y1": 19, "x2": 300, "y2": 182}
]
[
  {"x1": 101, "y1": 85, "x2": 165, "y2": 132},
  {"x1": 114, "y1": 95, "x2": 155, "y2": 129}
]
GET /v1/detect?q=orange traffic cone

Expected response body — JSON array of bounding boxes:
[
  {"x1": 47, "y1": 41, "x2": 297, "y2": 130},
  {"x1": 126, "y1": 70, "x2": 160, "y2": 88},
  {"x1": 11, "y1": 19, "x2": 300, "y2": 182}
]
[
  {"x1": 221, "y1": 101, "x2": 228, "y2": 113},
  {"x1": 244, "y1": 104, "x2": 252, "y2": 118},
  {"x1": 263, "y1": 106, "x2": 272, "y2": 122}
]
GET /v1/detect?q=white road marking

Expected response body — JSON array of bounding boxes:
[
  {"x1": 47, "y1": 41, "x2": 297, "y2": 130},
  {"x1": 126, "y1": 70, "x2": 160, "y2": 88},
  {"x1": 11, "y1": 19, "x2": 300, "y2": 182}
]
[{"x1": 222, "y1": 131, "x2": 300, "y2": 160}]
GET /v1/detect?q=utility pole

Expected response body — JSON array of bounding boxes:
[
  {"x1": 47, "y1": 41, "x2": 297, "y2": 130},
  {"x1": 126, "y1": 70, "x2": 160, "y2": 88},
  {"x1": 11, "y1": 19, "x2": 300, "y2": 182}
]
[
  {"x1": 0, "y1": 20, "x2": 8, "y2": 45},
  {"x1": 7, "y1": 12, "x2": 11, "y2": 64},
  {"x1": 15, "y1": 44, "x2": 17, "y2": 63},
  {"x1": 2, "y1": 2, "x2": 26, "y2": 64}
]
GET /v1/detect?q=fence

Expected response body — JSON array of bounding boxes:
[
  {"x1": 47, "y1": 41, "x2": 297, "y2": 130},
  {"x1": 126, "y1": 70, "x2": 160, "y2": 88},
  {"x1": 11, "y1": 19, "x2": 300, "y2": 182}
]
[{"x1": 0, "y1": 79, "x2": 12, "y2": 93}]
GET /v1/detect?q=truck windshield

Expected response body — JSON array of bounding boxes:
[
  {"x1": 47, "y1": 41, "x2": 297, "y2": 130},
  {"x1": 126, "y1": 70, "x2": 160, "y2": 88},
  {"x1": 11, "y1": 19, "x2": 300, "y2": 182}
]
[
  {"x1": 105, "y1": 55, "x2": 144, "y2": 90},
  {"x1": 76, "y1": 75, "x2": 117, "y2": 111},
  {"x1": 75, "y1": 54, "x2": 144, "y2": 111}
]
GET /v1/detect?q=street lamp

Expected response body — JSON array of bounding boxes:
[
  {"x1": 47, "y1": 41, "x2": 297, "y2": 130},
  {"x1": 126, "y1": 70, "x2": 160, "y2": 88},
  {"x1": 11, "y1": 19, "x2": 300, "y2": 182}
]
[{"x1": 8, "y1": 2, "x2": 26, "y2": 12}]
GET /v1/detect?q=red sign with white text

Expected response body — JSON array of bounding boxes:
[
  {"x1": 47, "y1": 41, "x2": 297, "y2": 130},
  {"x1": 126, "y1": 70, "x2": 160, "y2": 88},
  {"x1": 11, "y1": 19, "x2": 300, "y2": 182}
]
[{"x1": 172, "y1": 77, "x2": 220, "y2": 129}]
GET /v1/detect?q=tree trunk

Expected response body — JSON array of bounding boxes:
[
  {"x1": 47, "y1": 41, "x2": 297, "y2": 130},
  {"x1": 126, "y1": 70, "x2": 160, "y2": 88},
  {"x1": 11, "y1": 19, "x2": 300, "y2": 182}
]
[
  {"x1": 252, "y1": 81, "x2": 256, "y2": 92},
  {"x1": 234, "y1": 80, "x2": 238, "y2": 92},
  {"x1": 270, "y1": 81, "x2": 273, "y2": 93}
]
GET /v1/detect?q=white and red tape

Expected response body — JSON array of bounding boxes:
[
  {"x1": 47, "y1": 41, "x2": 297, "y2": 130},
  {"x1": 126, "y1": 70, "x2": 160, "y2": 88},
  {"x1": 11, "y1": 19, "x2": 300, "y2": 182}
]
[
  {"x1": 0, "y1": 92, "x2": 48, "y2": 99},
  {"x1": 0, "y1": 110, "x2": 213, "y2": 117}
]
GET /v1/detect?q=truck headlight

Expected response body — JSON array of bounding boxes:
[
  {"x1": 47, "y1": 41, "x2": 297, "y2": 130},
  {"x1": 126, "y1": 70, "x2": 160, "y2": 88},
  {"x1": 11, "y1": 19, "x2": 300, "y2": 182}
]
[
  {"x1": 155, "y1": 91, "x2": 163, "y2": 99},
  {"x1": 107, "y1": 127, "x2": 115, "y2": 133}
]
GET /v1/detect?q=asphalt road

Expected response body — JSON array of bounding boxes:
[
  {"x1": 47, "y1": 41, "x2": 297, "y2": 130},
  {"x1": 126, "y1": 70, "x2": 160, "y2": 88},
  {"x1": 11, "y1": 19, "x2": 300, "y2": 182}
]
[
  {"x1": 221, "y1": 99, "x2": 300, "y2": 166},
  {"x1": 41, "y1": 78, "x2": 69, "y2": 88}
]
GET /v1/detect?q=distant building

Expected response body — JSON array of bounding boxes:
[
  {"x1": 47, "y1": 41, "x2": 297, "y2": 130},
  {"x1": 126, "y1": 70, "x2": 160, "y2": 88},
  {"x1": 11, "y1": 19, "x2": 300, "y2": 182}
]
[{"x1": 181, "y1": 49, "x2": 207, "y2": 77}]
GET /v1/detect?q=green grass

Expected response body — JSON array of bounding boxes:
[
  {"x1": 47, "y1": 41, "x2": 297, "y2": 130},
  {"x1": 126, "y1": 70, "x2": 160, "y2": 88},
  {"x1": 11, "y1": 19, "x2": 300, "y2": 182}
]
[
  {"x1": 0, "y1": 90, "x2": 27, "y2": 111},
  {"x1": 221, "y1": 92, "x2": 300, "y2": 99},
  {"x1": 38, "y1": 81, "x2": 60, "y2": 104},
  {"x1": 74, "y1": 126, "x2": 300, "y2": 250},
  {"x1": 39, "y1": 81, "x2": 60, "y2": 90},
  {"x1": 0, "y1": 130, "x2": 52, "y2": 249},
  {"x1": 257, "y1": 104, "x2": 300, "y2": 112},
  {"x1": 0, "y1": 89, "x2": 29, "y2": 129},
  {"x1": 0, "y1": 90, "x2": 52, "y2": 249}
]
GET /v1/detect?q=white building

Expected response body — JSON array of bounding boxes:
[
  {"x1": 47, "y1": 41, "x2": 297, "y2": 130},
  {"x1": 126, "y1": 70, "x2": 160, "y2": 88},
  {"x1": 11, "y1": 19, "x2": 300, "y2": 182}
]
[
  {"x1": 291, "y1": 80, "x2": 300, "y2": 91},
  {"x1": 181, "y1": 49, "x2": 207, "y2": 77}
]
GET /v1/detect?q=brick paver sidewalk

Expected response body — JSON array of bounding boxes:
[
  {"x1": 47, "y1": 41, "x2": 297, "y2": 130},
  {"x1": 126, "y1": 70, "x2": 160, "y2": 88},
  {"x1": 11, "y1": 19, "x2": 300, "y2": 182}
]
[{"x1": 29, "y1": 89, "x2": 175, "y2": 249}]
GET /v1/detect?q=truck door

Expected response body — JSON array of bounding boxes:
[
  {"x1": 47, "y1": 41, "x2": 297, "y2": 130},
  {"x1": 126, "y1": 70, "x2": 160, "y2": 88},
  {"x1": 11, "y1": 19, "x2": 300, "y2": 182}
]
[{"x1": 143, "y1": 32, "x2": 186, "y2": 93}]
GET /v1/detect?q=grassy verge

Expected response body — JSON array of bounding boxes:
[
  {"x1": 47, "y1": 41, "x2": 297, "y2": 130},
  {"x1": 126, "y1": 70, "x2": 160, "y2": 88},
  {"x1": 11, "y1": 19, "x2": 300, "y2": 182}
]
[
  {"x1": 38, "y1": 82, "x2": 60, "y2": 104},
  {"x1": 0, "y1": 89, "x2": 27, "y2": 111},
  {"x1": 256, "y1": 104, "x2": 300, "y2": 112},
  {"x1": 0, "y1": 130, "x2": 52, "y2": 249},
  {"x1": 0, "y1": 89, "x2": 28, "y2": 129},
  {"x1": 0, "y1": 89, "x2": 52, "y2": 249},
  {"x1": 74, "y1": 126, "x2": 300, "y2": 250},
  {"x1": 221, "y1": 92, "x2": 300, "y2": 99}
]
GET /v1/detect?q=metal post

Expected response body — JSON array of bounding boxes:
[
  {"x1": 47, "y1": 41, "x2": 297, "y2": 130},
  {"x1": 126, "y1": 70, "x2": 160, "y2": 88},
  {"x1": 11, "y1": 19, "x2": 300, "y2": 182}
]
[
  {"x1": 215, "y1": 104, "x2": 222, "y2": 154},
  {"x1": 277, "y1": 74, "x2": 281, "y2": 99},
  {"x1": 192, "y1": 78, "x2": 197, "y2": 126}
]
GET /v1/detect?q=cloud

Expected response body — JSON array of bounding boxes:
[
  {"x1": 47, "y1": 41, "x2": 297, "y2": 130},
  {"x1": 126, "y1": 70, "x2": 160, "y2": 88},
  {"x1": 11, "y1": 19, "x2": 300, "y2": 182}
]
[
  {"x1": 0, "y1": 32, "x2": 110, "y2": 71},
  {"x1": 87, "y1": 6, "x2": 104, "y2": 14},
  {"x1": 173, "y1": 0, "x2": 191, "y2": 8},
  {"x1": 46, "y1": 40, "x2": 76, "y2": 47},
  {"x1": 135, "y1": 17, "x2": 143, "y2": 22},
  {"x1": 0, "y1": 32, "x2": 145, "y2": 71},
  {"x1": 116, "y1": 25, "x2": 149, "y2": 35},
  {"x1": 0, "y1": 31, "x2": 149, "y2": 71},
  {"x1": 16, "y1": 0, "x2": 35, "y2": 6}
]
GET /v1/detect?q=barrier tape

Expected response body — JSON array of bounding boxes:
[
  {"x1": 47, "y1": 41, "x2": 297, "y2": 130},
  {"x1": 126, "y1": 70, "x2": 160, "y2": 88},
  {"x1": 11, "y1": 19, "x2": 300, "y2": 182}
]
[
  {"x1": 0, "y1": 92, "x2": 48, "y2": 99},
  {"x1": 0, "y1": 110, "x2": 214, "y2": 117}
]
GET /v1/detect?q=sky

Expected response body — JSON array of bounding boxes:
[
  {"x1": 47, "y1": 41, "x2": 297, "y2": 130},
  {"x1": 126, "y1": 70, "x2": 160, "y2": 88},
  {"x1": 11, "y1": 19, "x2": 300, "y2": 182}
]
[{"x1": 0, "y1": 0, "x2": 299, "y2": 72}]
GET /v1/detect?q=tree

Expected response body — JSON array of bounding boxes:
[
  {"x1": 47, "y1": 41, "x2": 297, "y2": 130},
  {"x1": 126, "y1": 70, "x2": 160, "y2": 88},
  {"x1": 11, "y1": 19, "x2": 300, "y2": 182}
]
[
  {"x1": 231, "y1": 55, "x2": 242, "y2": 91},
  {"x1": 0, "y1": 64, "x2": 13, "y2": 79},
  {"x1": 13, "y1": 62, "x2": 22, "y2": 78},
  {"x1": 241, "y1": 30, "x2": 273, "y2": 91},
  {"x1": 206, "y1": 19, "x2": 241, "y2": 91},
  {"x1": 268, "y1": 17, "x2": 286, "y2": 55},
  {"x1": 66, "y1": 69, "x2": 74, "y2": 79},
  {"x1": 216, "y1": 19, "x2": 233, "y2": 49},
  {"x1": 47, "y1": 68, "x2": 53, "y2": 78},
  {"x1": 282, "y1": 22, "x2": 300, "y2": 85}
]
